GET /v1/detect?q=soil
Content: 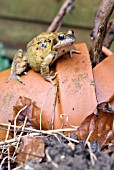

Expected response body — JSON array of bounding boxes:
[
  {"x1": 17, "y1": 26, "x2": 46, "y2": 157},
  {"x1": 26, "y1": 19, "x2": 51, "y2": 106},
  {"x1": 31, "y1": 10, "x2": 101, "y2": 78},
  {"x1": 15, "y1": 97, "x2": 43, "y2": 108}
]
[
  {"x1": 1, "y1": 133, "x2": 114, "y2": 170},
  {"x1": 22, "y1": 133, "x2": 114, "y2": 170}
]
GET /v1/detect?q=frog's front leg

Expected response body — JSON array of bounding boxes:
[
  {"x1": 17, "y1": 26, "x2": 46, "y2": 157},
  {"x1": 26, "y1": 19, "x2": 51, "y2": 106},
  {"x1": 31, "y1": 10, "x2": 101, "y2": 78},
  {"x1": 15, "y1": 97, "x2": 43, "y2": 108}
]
[
  {"x1": 69, "y1": 49, "x2": 80, "y2": 58},
  {"x1": 40, "y1": 52, "x2": 58, "y2": 84},
  {"x1": 7, "y1": 49, "x2": 28, "y2": 84}
]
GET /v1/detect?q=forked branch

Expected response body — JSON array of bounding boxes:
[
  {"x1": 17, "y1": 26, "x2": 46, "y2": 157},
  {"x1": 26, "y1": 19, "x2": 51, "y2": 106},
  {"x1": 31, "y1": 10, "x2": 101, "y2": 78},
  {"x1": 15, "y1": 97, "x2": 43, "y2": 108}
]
[
  {"x1": 90, "y1": 0, "x2": 114, "y2": 65},
  {"x1": 47, "y1": 0, "x2": 75, "y2": 32}
]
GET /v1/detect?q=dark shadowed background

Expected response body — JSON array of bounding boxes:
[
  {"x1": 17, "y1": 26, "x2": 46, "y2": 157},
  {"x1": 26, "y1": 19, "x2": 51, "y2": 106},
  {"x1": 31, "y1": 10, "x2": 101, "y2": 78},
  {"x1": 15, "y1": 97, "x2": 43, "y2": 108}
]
[{"x1": 0, "y1": 0, "x2": 114, "y2": 71}]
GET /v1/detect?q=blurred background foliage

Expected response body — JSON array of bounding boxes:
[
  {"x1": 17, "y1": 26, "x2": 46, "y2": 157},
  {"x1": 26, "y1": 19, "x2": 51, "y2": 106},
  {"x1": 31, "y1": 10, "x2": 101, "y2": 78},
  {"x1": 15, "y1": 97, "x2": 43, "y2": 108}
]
[
  {"x1": 0, "y1": 43, "x2": 11, "y2": 71},
  {"x1": 0, "y1": 0, "x2": 114, "y2": 71}
]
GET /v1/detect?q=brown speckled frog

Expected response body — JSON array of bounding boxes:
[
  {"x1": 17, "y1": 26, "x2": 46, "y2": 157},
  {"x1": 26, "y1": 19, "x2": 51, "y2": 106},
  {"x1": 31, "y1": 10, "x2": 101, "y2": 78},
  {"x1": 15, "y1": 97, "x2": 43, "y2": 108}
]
[{"x1": 7, "y1": 30, "x2": 80, "y2": 85}]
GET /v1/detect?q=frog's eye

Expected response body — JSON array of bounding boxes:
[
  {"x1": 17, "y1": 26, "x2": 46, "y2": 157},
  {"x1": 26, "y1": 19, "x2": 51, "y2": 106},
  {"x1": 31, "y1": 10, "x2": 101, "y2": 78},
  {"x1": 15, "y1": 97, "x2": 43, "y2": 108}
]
[
  {"x1": 58, "y1": 34, "x2": 66, "y2": 40},
  {"x1": 67, "y1": 30, "x2": 74, "y2": 35}
]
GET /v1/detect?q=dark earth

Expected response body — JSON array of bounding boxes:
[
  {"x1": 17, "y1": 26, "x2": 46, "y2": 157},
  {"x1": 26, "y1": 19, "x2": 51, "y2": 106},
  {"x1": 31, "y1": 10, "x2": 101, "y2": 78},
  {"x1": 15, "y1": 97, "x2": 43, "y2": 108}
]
[
  {"x1": 1, "y1": 133, "x2": 114, "y2": 170},
  {"x1": 23, "y1": 134, "x2": 114, "y2": 170}
]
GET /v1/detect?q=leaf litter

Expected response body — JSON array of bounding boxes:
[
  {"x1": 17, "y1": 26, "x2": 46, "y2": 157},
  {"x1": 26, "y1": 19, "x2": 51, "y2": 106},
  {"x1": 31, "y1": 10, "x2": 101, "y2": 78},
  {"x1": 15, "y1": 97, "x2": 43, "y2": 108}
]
[{"x1": 0, "y1": 96, "x2": 114, "y2": 169}]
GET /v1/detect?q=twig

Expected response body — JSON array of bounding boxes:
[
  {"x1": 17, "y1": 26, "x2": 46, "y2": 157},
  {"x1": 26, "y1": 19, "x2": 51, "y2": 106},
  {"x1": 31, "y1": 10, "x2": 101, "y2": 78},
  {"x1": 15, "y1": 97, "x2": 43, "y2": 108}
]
[
  {"x1": 86, "y1": 141, "x2": 96, "y2": 166},
  {"x1": 8, "y1": 147, "x2": 10, "y2": 170},
  {"x1": 40, "y1": 84, "x2": 56, "y2": 130},
  {"x1": 0, "y1": 125, "x2": 78, "y2": 149},
  {"x1": 0, "y1": 138, "x2": 19, "y2": 148},
  {"x1": 0, "y1": 156, "x2": 14, "y2": 169},
  {"x1": 66, "y1": 136, "x2": 79, "y2": 144},
  {"x1": 103, "y1": 19, "x2": 114, "y2": 48},
  {"x1": 91, "y1": 0, "x2": 114, "y2": 40},
  {"x1": 45, "y1": 148, "x2": 58, "y2": 168},
  {"x1": 90, "y1": 0, "x2": 114, "y2": 64},
  {"x1": 0, "y1": 123, "x2": 78, "y2": 136},
  {"x1": 60, "y1": 113, "x2": 79, "y2": 129},
  {"x1": 2, "y1": 122, "x2": 11, "y2": 154},
  {"x1": 51, "y1": 85, "x2": 58, "y2": 130},
  {"x1": 0, "y1": 156, "x2": 8, "y2": 169},
  {"x1": 84, "y1": 130, "x2": 93, "y2": 146},
  {"x1": 113, "y1": 119, "x2": 114, "y2": 130},
  {"x1": 12, "y1": 116, "x2": 28, "y2": 160},
  {"x1": 57, "y1": 132, "x2": 79, "y2": 143},
  {"x1": 12, "y1": 165, "x2": 22, "y2": 170},
  {"x1": 5, "y1": 122, "x2": 11, "y2": 141},
  {"x1": 14, "y1": 105, "x2": 27, "y2": 138},
  {"x1": 47, "y1": 0, "x2": 75, "y2": 32}
]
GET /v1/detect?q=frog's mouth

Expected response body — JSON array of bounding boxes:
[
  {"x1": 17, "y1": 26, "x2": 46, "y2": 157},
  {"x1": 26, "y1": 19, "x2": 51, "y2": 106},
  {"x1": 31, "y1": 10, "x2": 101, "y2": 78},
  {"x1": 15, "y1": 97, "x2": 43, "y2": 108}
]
[{"x1": 54, "y1": 36, "x2": 76, "y2": 49}]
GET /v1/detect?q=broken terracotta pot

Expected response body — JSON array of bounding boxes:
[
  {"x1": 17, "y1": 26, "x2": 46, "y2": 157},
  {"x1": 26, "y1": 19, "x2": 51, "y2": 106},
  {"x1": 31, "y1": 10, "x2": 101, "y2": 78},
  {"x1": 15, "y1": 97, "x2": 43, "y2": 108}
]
[
  {"x1": 93, "y1": 53, "x2": 114, "y2": 106},
  {"x1": 0, "y1": 43, "x2": 97, "y2": 140}
]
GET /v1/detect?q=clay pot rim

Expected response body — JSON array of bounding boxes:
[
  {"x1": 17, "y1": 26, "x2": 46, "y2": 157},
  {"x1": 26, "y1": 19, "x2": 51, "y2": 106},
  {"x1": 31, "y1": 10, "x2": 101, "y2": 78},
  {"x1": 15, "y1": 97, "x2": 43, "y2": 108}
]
[{"x1": 102, "y1": 46, "x2": 113, "y2": 56}]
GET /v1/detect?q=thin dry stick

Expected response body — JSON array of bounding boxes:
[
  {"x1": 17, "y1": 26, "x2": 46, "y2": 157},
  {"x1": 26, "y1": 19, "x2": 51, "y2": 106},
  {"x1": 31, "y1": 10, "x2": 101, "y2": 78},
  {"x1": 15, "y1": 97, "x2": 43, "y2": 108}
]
[
  {"x1": 0, "y1": 123, "x2": 78, "y2": 135},
  {"x1": 12, "y1": 116, "x2": 28, "y2": 160},
  {"x1": 84, "y1": 130, "x2": 93, "y2": 146},
  {"x1": 0, "y1": 143, "x2": 17, "y2": 150},
  {"x1": 14, "y1": 105, "x2": 27, "y2": 138},
  {"x1": 8, "y1": 147, "x2": 10, "y2": 170},
  {"x1": 86, "y1": 141, "x2": 97, "y2": 166},
  {"x1": 65, "y1": 136, "x2": 79, "y2": 144},
  {"x1": 0, "y1": 156, "x2": 8, "y2": 169},
  {"x1": 0, "y1": 129, "x2": 78, "y2": 151},
  {"x1": 57, "y1": 132, "x2": 79, "y2": 143},
  {"x1": 12, "y1": 165, "x2": 22, "y2": 170},
  {"x1": 5, "y1": 122, "x2": 11, "y2": 141},
  {"x1": 47, "y1": 0, "x2": 75, "y2": 32},
  {"x1": 2, "y1": 122, "x2": 11, "y2": 154},
  {"x1": 0, "y1": 138, "x2": 19, "y2": 148},
  {"x1": 45, "y1": 148, "x2": 58, "y2": 168},
  {"x1": 0, "y1": 156, "x2": 14, "y2": 169},
  {"x1": 51, "y1": 85, "x2": 58, "y2": 130},
  {"x1": 113, "y1": 118, "x2": 114, "y2": 130},
  {"x1": 60, "y1": 114, "x2": 79, "y2": 129},
  {"x1": 49, "y1": 133, "x2": 62, "y2": 143},
  {"x1": 40, "y1": 84, "x2": 56, "y2": 130}
]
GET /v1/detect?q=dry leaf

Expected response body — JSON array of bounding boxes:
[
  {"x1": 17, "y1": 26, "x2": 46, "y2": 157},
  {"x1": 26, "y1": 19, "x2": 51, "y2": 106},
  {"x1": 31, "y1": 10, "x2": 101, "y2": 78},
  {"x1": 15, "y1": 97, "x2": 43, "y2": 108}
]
[
  {"x1": 102, "y1": 143, "x2": 114, "y2": 154},
  {"x1": 17, "y1": 136, "x2": 45, "y2": 166},
  {"x1": 101, "y1": 130, "x2": 114, "y2": 146},
  {"x1": 12, "y1": 96, "x2": 46, "y2": 129},
  {"x1": 12, "y1": 96, "x2": 44, "y2": 129},
  {"x1": 76, "y1": 102, "x2": 114, "y2": 146}
]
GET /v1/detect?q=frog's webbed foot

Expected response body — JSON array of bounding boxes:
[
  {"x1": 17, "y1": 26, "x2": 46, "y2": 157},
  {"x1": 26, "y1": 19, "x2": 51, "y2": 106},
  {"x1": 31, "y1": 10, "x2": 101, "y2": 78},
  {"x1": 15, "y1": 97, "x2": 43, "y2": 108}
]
[
  {"x1": 40, "y1": 61, "x2": 58, "y2": 85},
  {"x1": 69, "y1": 49, "x2": 81, "y2": 58},
  {"x1": 49, "y1": 71, "x2": 58, "y2": 78},
  {"x1": 48, "y1": 71, "x2": 58, "y2": 85},
  {"x1": 41, "y1": 67, "x2": 58, "y2": 85},
  {"x1": 6, "y1": 74, "x2": 25, "y2": 85},
  {"x1": 45, "y1": 75, "x2": 57, "y2": 85},
  {"x1": 6, "y1": 49, "x2": 28, "y2": 85}
]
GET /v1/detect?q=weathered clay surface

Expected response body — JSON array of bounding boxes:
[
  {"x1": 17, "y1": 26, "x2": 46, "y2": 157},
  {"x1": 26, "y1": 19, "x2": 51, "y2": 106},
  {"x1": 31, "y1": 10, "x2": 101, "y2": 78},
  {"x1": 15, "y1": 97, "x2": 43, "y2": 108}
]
[
  {"x1": 0, "y1": 43, "x2": 97, "y2": 139},
  {"x1": 56, "y1": 43, "x2": 97, "y2": 128},
  {"x1": 93, "y1": 54, "x2": 114, "y2": 106}
]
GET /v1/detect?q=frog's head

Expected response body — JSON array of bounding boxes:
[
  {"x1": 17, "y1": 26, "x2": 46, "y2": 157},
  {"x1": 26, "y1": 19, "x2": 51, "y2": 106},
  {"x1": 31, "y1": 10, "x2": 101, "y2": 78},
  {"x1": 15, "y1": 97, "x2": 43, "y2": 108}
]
[{"x1": 53, "y1": 30, "x2": 76, "y2": 49}]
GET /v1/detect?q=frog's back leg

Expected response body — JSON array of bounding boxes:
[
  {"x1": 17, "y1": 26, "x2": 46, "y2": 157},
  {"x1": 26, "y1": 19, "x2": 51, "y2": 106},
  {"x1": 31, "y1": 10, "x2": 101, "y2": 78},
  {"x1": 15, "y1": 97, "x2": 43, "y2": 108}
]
[{"x1": 7, "y1": 49, "x2": 28, "y2": 84}]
